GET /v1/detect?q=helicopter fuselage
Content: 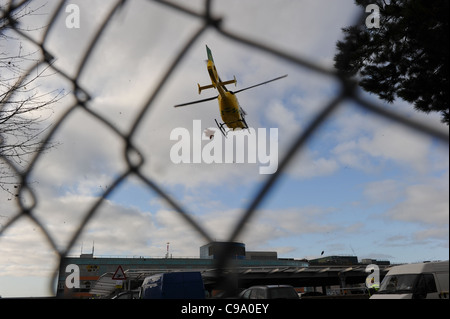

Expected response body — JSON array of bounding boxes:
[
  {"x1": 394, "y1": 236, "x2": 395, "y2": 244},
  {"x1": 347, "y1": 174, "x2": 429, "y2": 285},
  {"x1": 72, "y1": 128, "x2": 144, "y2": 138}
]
[{"x1": 206, "y1": 59, "x2": 246, "y2": 130}]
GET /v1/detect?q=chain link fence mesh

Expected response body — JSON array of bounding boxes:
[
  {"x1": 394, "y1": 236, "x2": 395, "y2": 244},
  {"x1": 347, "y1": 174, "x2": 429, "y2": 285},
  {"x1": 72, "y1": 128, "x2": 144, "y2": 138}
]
[{"x1": 1, "y1": 0, "x2": 448, "y2": 297}]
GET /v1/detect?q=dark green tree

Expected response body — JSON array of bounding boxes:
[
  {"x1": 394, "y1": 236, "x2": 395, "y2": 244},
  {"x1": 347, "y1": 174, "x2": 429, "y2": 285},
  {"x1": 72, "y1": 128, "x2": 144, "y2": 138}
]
[{"x1": 335, "y1": 0, "x2": 449, "y2": 125}]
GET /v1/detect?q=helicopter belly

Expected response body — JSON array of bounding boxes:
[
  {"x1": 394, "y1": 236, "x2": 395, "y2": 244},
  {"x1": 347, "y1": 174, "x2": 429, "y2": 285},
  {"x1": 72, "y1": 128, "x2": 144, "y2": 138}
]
[{"x1": 218, "y1": 93, "x2": 245, "y2": 130}]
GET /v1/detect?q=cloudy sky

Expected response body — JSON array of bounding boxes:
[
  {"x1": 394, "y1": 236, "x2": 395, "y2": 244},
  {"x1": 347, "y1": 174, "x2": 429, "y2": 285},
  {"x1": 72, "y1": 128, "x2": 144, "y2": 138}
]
[{"x1": 1, "y1": 0, "x2": 448, "y2": 297}]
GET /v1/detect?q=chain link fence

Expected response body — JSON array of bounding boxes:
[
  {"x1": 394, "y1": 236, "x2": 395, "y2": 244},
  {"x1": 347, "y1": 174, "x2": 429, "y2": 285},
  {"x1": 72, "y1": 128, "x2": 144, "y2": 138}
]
[{"x1": 1, "y1": 0, "x2": 448, "y2": 297}]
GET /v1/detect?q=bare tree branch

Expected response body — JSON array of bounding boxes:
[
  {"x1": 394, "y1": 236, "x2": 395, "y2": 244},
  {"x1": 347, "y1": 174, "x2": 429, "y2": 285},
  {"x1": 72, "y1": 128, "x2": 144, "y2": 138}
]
[{"x1": 1, "y1": 1, "x2": 64, "y2": 197}]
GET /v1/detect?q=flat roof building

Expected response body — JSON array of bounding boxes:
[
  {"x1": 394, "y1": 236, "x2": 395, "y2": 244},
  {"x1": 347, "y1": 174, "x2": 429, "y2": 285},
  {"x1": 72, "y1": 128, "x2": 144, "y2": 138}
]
[
  {"x1": 200, "y1": 241, "x2": 246, "y2": 259},
  {"x1": 308, "y1": 255, "x2": 359, "y2": 266},
  {"x1": 246, "y1": 251, "x2": 278, "y2": 261},
  {"x1": 57, "y1": 243, "x2": 308, "y2": 298}
]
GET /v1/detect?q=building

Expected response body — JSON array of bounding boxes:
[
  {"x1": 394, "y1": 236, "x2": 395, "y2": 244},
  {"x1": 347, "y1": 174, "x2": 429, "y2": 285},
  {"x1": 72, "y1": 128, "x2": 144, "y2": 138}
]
[
  {"x1": 246, "y1": 251, "x2": 278, "y2": 261},
  {"x1": 199, "y1": 241, "x2": 246, "y2": 259},
  {"x1": 361, "y1": 258, "x2": 391, "y2": 266},
  {"x1": 57, "y1": 242, "x2": 308, "y2": 298},
  {"x1": 199, "y1": 241, "x2": 278, "y2": 261},
  {"x1": 309, "y1": 255, "x2": 359, "y2": 266}
]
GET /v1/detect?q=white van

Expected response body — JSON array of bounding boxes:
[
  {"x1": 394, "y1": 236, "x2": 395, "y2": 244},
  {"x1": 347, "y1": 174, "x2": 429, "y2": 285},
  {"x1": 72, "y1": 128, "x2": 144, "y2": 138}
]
[{"x1": 371, "y1": 260, "x2": 449, "y2": 299}]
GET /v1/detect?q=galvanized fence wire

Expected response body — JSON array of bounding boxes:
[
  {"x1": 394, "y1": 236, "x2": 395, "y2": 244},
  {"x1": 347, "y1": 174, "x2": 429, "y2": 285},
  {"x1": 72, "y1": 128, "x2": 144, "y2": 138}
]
[{"x1": 1, "y1": 0, "x2": 448, "y2": 296}]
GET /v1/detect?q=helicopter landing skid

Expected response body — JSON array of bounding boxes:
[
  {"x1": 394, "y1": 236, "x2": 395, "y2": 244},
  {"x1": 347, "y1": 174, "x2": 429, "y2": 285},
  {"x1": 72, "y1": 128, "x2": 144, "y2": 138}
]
[
  {"x1": 215, "y1": 119, "x2": 228, "y2": 137},
  {"x1": 214, "y1": 118, "x2": 249, "y2": 138}
]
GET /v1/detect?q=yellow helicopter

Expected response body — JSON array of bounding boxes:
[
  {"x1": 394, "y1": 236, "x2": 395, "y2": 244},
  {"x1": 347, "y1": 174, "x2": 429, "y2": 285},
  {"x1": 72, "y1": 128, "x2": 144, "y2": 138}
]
[{"x1": 174, "y1": 45, "x2": 287, "y2": 137}]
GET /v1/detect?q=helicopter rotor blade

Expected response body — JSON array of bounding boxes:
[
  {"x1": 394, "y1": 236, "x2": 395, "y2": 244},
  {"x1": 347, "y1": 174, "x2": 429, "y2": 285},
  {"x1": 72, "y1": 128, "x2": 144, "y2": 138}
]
[
  {"x1": 174, "y1": 95, "x2": 218, "y2": 108},
  {"x1": 232, "y1": 74, "x2": 288, "y2": 94}
]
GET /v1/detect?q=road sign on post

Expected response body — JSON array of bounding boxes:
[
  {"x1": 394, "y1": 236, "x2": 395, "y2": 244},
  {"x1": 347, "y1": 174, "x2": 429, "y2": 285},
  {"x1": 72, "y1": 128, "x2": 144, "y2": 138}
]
[{"x1": 112, "y1": 265, "x2": 127, "y2": 280}]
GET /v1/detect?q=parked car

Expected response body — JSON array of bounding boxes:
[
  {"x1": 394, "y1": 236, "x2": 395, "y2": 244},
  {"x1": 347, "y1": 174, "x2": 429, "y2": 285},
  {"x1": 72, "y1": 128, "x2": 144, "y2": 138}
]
[{"x1": 239, "y1": 285, "x2": 299, "y2": 299}]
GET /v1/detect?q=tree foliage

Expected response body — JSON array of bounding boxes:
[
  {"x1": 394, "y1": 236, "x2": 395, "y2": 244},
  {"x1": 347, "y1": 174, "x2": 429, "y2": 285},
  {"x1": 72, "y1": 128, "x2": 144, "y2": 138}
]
[{"x1": 335, "y1": 0, "x2": 449, "y2": 125}]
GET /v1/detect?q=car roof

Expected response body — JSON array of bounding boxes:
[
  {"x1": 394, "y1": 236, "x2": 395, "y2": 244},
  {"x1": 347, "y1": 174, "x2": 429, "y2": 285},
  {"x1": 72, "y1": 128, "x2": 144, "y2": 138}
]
[{"x1": 387, "y1": 261, "x2": 449, "y2": 275}]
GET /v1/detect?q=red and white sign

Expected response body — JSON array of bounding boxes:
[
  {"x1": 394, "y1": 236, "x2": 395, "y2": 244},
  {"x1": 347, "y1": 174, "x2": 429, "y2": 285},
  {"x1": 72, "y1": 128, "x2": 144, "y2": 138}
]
[{"x1": 112, "y1": 265, "x2": 127, "y2": 280}]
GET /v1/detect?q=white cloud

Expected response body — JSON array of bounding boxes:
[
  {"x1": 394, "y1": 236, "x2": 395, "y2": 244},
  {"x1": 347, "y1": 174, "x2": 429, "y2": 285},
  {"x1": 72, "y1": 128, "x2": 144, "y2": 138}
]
[
  {"x1": 358, "y1": 125, "x2": 430, "y2": 172},
  {"x1": 214, "y1": 0, "x2": 357, "y2": 60},
  {"x1": 17, "y1": 0, "x2": 359, "y2": 190},
  {"x1": 361, "y1": 175, "x2": 449, "y2": 247},
  {"x1": 386, "y1": 181, "x2": 449, "y2": 226},
  {"x1": 28, "y1": 109, "x2": 126, "y2": 196},
  {"x1": 414, "y1": 228, "x2": 449, "y2": 242},
  {"x1": 265, "y1": 100, "x2": 300, "y2": 136},
  {"x1": 199, "y1": 207, "x2": 341, "y2": 250},
  {"x1": 363, "y1": 179, "x2": 403, "y2": 204},
  {"x1": 284, "y1": 148, "x2": 339, "y2": 179},
  {"x1": 0, "y1": 217, "x2": 58, "y2": 278},
  {"x1": 330, "y1": 107, "x2": 439, "y2": 175}
]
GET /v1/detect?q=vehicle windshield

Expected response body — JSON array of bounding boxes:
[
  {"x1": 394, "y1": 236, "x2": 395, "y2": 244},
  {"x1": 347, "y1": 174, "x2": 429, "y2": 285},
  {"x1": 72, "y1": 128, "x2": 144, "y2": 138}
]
[{"x1": 378, "y1": 274, "x2": 419, "y2": 294}]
